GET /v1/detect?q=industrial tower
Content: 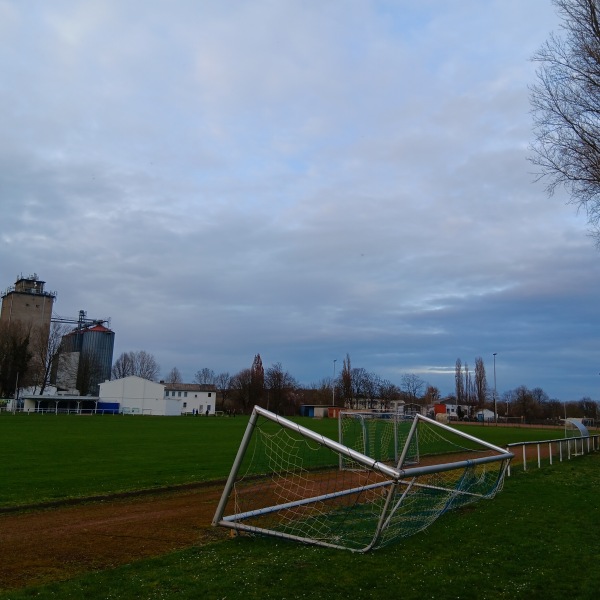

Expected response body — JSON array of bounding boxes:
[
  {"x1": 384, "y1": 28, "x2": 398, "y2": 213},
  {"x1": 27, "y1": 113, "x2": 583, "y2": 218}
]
[{"x1": 0, "y1": 274, "x2": 56, "y2": 336}]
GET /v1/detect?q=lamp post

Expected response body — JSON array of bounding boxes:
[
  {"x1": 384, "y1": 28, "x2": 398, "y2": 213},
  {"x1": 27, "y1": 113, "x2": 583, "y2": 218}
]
[
  {"x1": 332, "y1": 359, "x2": 337, "y2": 406},
  {"x1": 493, "y1": 353, "x2": 497, "y2": 424}
]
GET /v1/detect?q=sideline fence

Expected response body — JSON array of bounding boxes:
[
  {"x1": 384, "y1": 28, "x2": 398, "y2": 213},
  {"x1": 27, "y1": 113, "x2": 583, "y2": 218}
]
[
  {"x1": 1, "y1": 407, "x2": 127, "y2": 416},
  {"x1": 506, "y1": 434, "x2": 600, "y2": 475}
]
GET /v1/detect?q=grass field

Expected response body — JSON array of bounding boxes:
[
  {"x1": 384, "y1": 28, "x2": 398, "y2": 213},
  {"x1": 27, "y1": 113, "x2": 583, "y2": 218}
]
[
  {"x1": 0, "y1": 413, "x2": 252, "y2": 507},
  {"x1": 1, "y1": 413, "x2": 598, "y2": 599},
  {"x1": 1, "y1": 454, "x2": 599, "y2": 599},
  {"x1": 0, "y1": 412, "x2": 567, "y2": 508}
]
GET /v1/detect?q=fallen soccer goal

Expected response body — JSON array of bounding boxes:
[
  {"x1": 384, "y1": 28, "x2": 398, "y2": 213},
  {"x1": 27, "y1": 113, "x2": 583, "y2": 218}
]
[{"x1": 212, "y1": 406, "x2": 513, "y2": 553}]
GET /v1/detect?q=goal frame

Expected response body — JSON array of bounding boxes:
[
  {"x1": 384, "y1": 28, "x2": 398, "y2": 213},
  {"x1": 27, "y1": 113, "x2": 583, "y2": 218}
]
[
  {"x1": 213, "y1": 406, "x2": 513, "y2": 552},
  {"x1": 338, "y1": 410, "x2": 418, "y2": 469}
]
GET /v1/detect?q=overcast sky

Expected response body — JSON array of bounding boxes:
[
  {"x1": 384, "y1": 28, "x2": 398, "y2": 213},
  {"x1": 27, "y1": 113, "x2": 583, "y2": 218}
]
[{"x1": 1, "y1": 0, "x2": 599, "y2": 401}]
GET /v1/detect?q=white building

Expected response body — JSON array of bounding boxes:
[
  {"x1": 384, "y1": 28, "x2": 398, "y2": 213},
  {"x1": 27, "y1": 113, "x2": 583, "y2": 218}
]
[
  {"x1": 476, "y1": 408, "x2": 497, "y2": 422},
  {"x1": 99, "y1": 376, "x2": 170, "y2": 415},
  {"x1": 98, "y1": 376, "x2": 217, "y2": 416},
  {"x1": 163, "y1": 382, "x2": 216, "y2": 415}
]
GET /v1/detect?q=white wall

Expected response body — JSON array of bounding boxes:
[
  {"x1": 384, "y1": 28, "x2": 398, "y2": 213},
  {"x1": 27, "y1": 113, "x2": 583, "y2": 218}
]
[
  {"x1": 99, "y1": 377, "x2": 217, "y2": 416},
  {"x1": 164, "y1": 389, "x2": 216, "y2": 415},
  {"x1": 99, "y1": 376, "x2": 167, "y2": 415}
]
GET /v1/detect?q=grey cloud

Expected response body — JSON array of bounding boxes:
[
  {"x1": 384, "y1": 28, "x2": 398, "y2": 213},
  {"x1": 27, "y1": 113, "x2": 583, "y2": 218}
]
[{"x1": 1, "y1": 0, "x2": 599, "y2": 399}]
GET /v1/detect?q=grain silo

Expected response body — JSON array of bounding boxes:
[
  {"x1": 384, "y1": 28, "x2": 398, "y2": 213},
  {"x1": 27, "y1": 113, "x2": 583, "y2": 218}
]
[{"x1": 58, "y1": 315, "x2": 115, "y2": 396}]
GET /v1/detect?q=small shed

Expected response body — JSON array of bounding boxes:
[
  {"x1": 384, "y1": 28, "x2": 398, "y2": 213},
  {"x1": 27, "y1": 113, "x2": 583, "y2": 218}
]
[{"x1": 299, "y1": 405, "x2": 332, "y2": 418}]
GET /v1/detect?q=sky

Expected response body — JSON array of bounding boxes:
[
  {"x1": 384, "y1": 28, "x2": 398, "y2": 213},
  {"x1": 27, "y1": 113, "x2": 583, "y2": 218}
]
[{"x1": 1, "y1": 0, "x2": 599, "y2": 401}]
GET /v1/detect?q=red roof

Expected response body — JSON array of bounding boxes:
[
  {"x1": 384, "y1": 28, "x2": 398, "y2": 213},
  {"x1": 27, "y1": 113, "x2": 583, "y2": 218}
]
[
  {"x1": 86, "y1": 324, "x2": 112, "y2": 332},
  {"x1": 65, "y1": 323, "x2": 113, "y2": 336}
]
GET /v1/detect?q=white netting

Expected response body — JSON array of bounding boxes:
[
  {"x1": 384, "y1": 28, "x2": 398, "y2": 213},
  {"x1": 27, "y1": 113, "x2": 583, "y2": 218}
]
[
  {"x1": 214, "y1": 407, "x2": 512, "y2": 553},
  {"x1": 339, "y1": 412, "x2": 416, "y2": 468}
]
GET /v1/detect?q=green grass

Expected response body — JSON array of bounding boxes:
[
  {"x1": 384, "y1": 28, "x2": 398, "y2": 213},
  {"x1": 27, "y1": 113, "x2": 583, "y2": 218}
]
[
  {"x1": 2, "y1": 453, "x2": 599, "y2": 600},
  {"x1": 1, "y1": 414, "x2": 599, "y2": 598},
  {"x1": 454, "y1": 422, "x2": 573, "y2": 446},
  {"x1": 0, "y1": 413, "x2": 574, "y2": 508},
  {"x1": 0, "y1": 413, "x2": 246, "y2": 506},
  {"x1": 0, "y1": 413, "x2": 343, "y2": 507}
]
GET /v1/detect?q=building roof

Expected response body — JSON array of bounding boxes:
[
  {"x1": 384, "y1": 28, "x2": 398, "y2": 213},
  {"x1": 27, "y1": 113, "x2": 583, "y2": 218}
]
[
  {"x1": 86, "y1": 324, "x2": 112, "y2": 332},
  {"x1": 163, "y1": 383, "x2": 216, "y2": 392},
  {"x1": 65, "y1": 323, "x2": 113, "y2": 335}
]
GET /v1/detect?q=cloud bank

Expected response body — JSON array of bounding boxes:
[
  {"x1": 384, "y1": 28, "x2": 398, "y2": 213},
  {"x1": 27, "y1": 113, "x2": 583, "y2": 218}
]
[{"x1": 1, "y1": 0, "x2": 598, "y2": 400}]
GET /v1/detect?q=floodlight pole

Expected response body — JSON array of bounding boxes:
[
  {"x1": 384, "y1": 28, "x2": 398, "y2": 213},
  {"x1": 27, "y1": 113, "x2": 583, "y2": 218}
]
[{"x1": 493, "y1": 353, "x2": 497, "y2": 424}]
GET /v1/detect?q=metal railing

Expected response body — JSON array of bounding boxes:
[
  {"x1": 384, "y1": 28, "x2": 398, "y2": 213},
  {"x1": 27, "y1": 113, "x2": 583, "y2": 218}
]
[
  {"x1": 0, "y1": 407, "x2": 119, "y2": 416},
  {"x1": 506, "y1": 434, "x2": 600, "y2": 475}
]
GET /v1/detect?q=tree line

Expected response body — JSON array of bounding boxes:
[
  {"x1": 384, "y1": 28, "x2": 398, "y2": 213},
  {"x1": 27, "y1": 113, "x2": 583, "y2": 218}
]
[
  {"x1": 3, "y1": 334, "x2": 598, "y2": 422},
  {"x1": 109, "y1": 351, "x2": 432, "y2": 416}
]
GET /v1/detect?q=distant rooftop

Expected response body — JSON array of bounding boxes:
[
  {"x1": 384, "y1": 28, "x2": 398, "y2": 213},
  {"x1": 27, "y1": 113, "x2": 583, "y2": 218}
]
[{"x1": 163, "y1": 382, "x2": 216, "y2": 392}]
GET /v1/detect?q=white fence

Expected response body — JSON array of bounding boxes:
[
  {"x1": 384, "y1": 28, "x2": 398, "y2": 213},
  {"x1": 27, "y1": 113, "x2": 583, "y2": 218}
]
[
  {"x1": 1, "y1": 407, "x2": 123, "y2": 415},
  {"x1": 506, "y1": 434, "x2": 600, "y2": 475}
]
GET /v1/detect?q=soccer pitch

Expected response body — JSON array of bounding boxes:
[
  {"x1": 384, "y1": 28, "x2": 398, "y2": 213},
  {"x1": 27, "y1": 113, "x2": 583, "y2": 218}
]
[
  {"x1": 0, "y1": 412, "x2": 570, "y2": 508},
  {"x1": 1, "y1": 413, "x2": 599, "y2": 599}
]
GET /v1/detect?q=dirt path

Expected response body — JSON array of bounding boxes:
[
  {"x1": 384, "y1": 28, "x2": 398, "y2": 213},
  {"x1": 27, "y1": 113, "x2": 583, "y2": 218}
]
[
  {"x1": 1, "y1": 449, "x2": 522, "y2": 592},
  {"x1": 0, "y1": 486, "x2": 228, "y2": 591}
]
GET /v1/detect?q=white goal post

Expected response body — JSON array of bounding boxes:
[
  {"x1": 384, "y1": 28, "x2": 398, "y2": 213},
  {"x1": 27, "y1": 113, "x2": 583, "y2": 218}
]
[
  {"x1": 213, "y1": 406, "x2": 513, "y2": 553},
  {"x1": 338, "y1": 411, "x2": 418, "y2": 469}
]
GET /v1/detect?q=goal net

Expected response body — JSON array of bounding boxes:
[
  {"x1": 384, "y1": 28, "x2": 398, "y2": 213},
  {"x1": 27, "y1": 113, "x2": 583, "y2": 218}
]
[
  {"x1": 213, "y1": 406, "x2": 513, "y2": 553},
  {"x1": 338, "y1": 411, "x2": 418, "y2": 469}
]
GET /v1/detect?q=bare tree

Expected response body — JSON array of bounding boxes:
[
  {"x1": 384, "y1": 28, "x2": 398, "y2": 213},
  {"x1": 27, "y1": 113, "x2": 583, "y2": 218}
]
[
  {"x1": 455, "y1": 358, "x2": 465, "y2": 404},
  {"x1": 423, "y1": 385, "x2": 441, "y2": 406},
  {"x1": 112, "y1": 352, "x2": 134, "y2": 379},
  {"x1": 362, "y1": 372, "x2": 380, "y2": 409},
  {"x1": 112, "y1": 350, "x2": 160, "y2": 381},
  {"x1": 194, "y1": 368, "x2": 216, "y2": 385},
  {"x1": 545, "y1": 398, "x2": 565, "y2": 421},
  {"x1": 265, "y1": 362, "x2": 298, "y2": 415},
  {"x1": 511, "y1": 385, "x2": 544, "y2": 422},
  {"x1": 351, "y1": 367, "x2": 370, "y2": 409},
  {"x1": 502, "y1": 389, "x2": 517, "y2": 417},
  {"x1": 231, "y1": 368, "x2": 252, "y2": 413},
  {"x1": 165, "y1": 366, "x2": 183, "y2": 384},
  {"x1": 0, "y1": 321, "x2": 32, "y2": 398},
  {"x1": 341, "y1": 354, "x2": 353, "y2": 408},
  {"x1": 249, "y1": 354, "x2": 264, "y2": 407},
  {"x1": 531, "y1": 387, "x2": 550, "y2": 405},
  {"x1": 401, "y1": 373, "x2": 425, "y2": 402},
  {"x1": 577, "y1": 396, "x2": 599, "y2": 419},
  {"x1": 530, "y1": 0, "x2": 600, "y2": 241},
  {"x1": 463, "y1": 363, "x2": 476, "y2": 407},
  {"x1": 30, "y1": 322, "x2": 71, "y2": 394},
  {"x1": 378, "y1": 379, "x2": 401, "y2": 410},
  {"x1": 309, "y1": 377, "x2": 337, "y2": 406},
  {"x1": 133, "y1": 351, "x2": 160, "y2": 381},
  {"x1": 474, "y1": 357, "x2": 487, "y2": 408},
  {"x1": 214, "y1": 372, "x2": 232, "y2": 410}
]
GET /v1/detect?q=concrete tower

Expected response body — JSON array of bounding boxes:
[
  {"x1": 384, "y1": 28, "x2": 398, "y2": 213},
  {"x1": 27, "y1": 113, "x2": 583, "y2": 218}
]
[{"x1": 0, "y1": 274, "x2": 56, "y2": 336}]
